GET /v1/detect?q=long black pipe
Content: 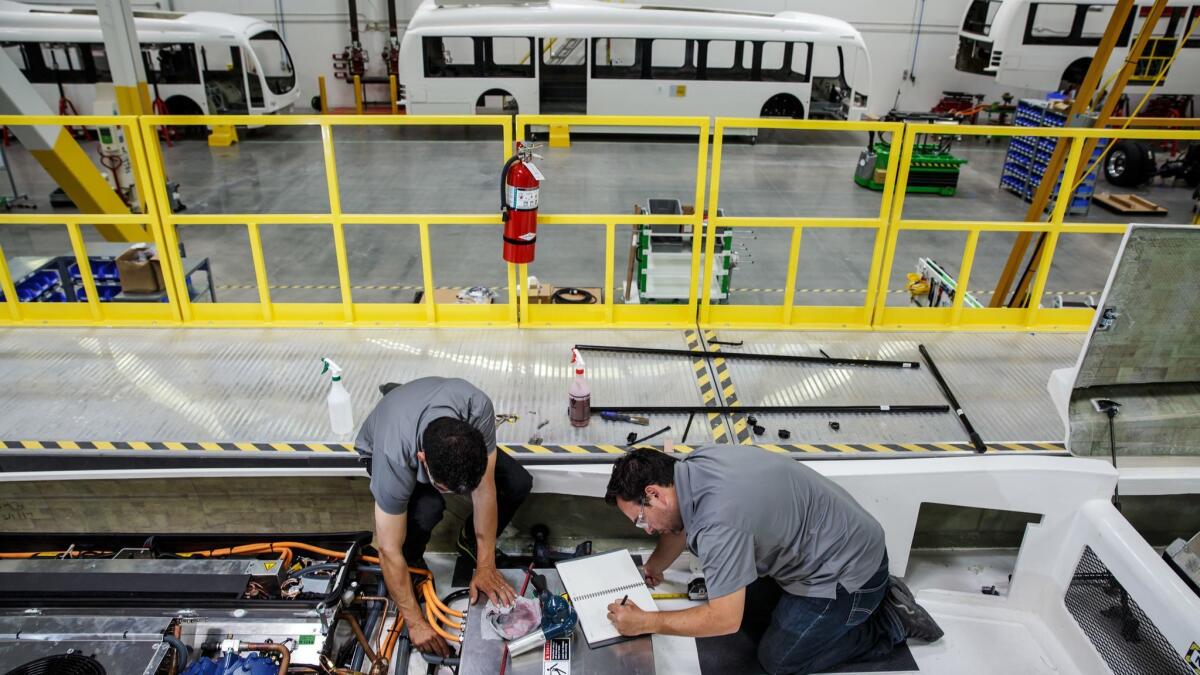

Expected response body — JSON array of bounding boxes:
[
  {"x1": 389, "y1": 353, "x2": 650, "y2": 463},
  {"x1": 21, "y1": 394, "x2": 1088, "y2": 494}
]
[
  {"x1": 574, "y1": 344, "x2": 920, "y2": 369},
  {"x1": 347, "y1": 0, "x2": 361, "y2": 44},
  {"x1": 592, "y1": 404, "x2": 949, "y2": 415},
  {"x1": 386, "y1": 0, "x2": 398, "y2": 39},
  {"x1": 918, "y1": 344, "x2": 987, "y2": 453}
]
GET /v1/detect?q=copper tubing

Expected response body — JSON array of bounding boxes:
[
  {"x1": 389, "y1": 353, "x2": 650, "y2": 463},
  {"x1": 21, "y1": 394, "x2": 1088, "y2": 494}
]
[
  {"x1": 338, "y1": 613, "x2": 378, "y2": 665},
  {"x1": 355, "y1": 595, "x2": 393, "y2": 651},
  {"x1": 241, "y1": 642, "x2": 290, "y2": 675},
  {"x1": 166, "y1": 622, "x2": 183, "y2": 675}
]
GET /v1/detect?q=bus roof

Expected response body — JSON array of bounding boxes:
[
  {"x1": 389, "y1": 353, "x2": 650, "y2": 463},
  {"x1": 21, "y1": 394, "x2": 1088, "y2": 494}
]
[
  {"x1": 407, "y1": 0, "x2": 866, "y2": 46},
  {"x1": 0, "y1": 1, "x2": 274, "y2": 45}
]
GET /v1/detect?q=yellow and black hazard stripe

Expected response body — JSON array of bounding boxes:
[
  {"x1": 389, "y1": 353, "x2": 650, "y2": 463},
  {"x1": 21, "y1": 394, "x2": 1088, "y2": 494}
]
[
  {"x1": 702, "y1": 330, "x2": 753, "y2": 444},
  {"x1": 685, "y1": 329, "x2": 730, "y2": 443},
  {"x1": 0, "y1": 440, "x2": 1067, "y2": 456},
  {"x1": 217, "y1": 284, "x2": 510, "y2": 292}
]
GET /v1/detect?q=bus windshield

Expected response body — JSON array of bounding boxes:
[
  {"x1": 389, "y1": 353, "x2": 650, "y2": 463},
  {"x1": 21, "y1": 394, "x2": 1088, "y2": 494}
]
[
  {"x1": 249, "y1": 30, "x2": 295, "y2": 95},
  {"x1": 963, "y1": 0, "x2": 1003, "y2": 35}
]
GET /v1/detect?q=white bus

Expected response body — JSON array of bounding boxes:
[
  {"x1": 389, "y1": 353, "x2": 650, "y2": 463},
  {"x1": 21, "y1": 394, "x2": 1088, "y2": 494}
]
[
  {"x1": 0, "y1": 0, "x2": 300, "y2": 117},
  {"x1": 955, "y1": 0, "x2": 1200, "y2": 93},
  {"x1": 398, "y1": 0, "x2": 872, "y2": 123}
]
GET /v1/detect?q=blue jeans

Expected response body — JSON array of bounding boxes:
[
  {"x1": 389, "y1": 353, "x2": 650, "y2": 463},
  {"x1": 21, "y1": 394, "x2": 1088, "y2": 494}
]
[{"x1": 749, "y1": 553, "x2": 905, "y2": 675}]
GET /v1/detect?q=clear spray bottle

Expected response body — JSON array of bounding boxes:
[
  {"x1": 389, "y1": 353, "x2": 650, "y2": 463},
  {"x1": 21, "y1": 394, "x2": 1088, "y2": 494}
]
[{"x1": 321, "y1": 357, "x2": 353, "y2": 436}]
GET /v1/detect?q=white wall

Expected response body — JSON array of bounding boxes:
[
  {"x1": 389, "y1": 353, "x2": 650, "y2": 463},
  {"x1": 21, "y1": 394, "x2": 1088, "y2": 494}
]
[{"x1": 46, "y1": 0, "x2": 1045, "y2": 112}]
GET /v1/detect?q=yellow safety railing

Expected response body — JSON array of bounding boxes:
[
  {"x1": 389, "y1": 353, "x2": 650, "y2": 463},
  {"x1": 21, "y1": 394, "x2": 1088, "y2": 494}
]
[
  {"x1": 701, "y1": 117, "x2": 905, "y2": 330},
  {"x1": 137, "y1": 114, "x2": 514, "y2": 327},
  {"x1": 875, "y1": 123, "x2": 1200, "y2": 331},
  {"x1": 0, "y1": 115, "x2": 180, "y2": 327},
  {"x1": 513, "y1": 114, "x2": 709, "y2": 328},
  {"x1": 4, "y1": 114, "x2": 1198, "y2": 331}
]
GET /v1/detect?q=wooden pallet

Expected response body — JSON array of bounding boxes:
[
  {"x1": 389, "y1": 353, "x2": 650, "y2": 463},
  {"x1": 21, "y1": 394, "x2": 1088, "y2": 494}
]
[{"x1": 1095, "y1": 192, "x2": 1169, "y2": 216}]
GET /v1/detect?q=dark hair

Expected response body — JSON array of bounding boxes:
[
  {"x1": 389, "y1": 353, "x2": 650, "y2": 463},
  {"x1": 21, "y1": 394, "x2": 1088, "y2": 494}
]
[
  {"x1": 605, "y1": 448, "x2": 677, "y2": 505},
  {"x1": 422, "y1": 417, "x2": 488, "y2": 494}
]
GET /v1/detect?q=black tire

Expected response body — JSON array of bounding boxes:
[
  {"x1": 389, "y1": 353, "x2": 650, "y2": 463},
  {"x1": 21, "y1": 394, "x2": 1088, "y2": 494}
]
[
  {"x1": 760, "y1": 93, "x2": 805, "y2": 119},
  {"x1": 1059, "y1": 58, "x2": 1091, "y2": 95},
  {"x1": 1105, "y1": 140, "x2": 1155, "y2": 187},
  {"x1": 164, "y1": 96, "x2": 206, "y2": 139},
  {"x1": 311, "y1": 95, "x2": 323, "y2": 111}
]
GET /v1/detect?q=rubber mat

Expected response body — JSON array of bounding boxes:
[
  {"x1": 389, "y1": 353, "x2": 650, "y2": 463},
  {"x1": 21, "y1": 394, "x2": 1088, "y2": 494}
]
[{"x1": 696, "y1": 630, "x2": 918, "y2": 674}]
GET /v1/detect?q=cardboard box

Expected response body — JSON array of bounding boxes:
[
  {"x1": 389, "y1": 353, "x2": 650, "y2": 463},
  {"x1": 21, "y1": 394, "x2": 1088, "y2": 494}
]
[{"x1": 115, "y1": 245, "x2": 164, "y2": 294}]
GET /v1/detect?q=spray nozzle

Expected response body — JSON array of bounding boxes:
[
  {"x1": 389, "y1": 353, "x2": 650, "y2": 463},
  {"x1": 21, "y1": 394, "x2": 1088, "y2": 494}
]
[
  {"x1": 571, "y1": 348, "x2": 585, "y2": 375},
  {"x1": 321, "y1": 358, "x2": 343, "y2": 380}
]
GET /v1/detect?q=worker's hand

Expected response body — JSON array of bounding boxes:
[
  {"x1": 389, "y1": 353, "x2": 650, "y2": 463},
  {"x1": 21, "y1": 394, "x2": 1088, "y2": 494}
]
[
  {"x1": 606, "y1": 599, "x2": 654, "y2": 636},
  {"x1": 470, "y1": 564, "x2": 516, "y2": 607},
  {"x1": 641, "y1": 562, "x2": 665, "y2": 588},
  {"x1": 408, "y1": 619, "x2": 451, "y2": 658}
]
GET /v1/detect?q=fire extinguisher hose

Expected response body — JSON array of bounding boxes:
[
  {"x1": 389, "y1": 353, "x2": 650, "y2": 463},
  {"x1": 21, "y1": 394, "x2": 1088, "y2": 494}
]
[{"x1": 500, "y1": 155, "x2": 522, "y2": 222}]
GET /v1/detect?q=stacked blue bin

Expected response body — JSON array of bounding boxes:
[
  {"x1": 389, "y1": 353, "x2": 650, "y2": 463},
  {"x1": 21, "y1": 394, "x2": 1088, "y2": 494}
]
[
  {"x1": 68, "y1": 258, "x2": 122, "y2": 301},
  {"x1": 1000, "y1": 99, "x2": 1107, "y2": 216}
]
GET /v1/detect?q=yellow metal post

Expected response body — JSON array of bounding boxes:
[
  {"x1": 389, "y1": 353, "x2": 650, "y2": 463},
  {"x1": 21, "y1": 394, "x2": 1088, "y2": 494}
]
[
  {"x1": 872, "y1": 125, "x2": 917, "y2": 324},
  {"x1": 950, "y1": 230, "x2": 980, "y2": 325},
  {"x1": 1025, "y1": 139, "x2": 1085, "y2": 326},
  {"x1": 0, "y1": 244, "x2": 22, "y2": 321},
  {"x1": 780, "y1": 225, "x2": 803, "y2": 324},
  {"x1": 389, "y1": 75, "x2": 399, "y2": 114},
  {"x1": 549, "y1": 123, "x2": 570, "y2": 148},
  {"x1": 518, "y1": 262, "x2": 529, "y2": 323},
  {"x1": 246, "y1": 222, "x2": 274, "y2": 322},
  {"x1": 604, "y1": 221, "x2": 616, "y2": 323},
  {"x1": 418, "y1": 222, "x2": 437, "y2": 323},
  {"x1": 319, "y1": 123, "x2": 355, "y2": 323},
  {"x1": 65, "y1": 223, "x2": 102, "y2": 320},
  {"x1": 353, "y1": 75, "x2": 363, "y2": 114},
  {"x1": 319, "y1": 76, "x2": 330, "y2": 114},
  {"x1": 700, "y1": 121, "x2": 725, "y2": 323},
  {"x1": 691, "y1": 121, "x2": 710, "y2": 316},
  {"x1": 506, "y1": 262, "x2": 518, "y2": 324}
]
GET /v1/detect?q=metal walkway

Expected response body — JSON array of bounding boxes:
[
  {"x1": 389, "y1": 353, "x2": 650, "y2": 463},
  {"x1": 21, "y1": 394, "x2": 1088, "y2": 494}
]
[{"x1": 0, "y1": 326, "x2": 1081, "y2": 462}]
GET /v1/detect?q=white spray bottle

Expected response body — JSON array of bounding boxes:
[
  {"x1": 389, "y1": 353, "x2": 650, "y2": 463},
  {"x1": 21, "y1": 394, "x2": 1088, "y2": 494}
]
[
  {"x1": 569, "y1": 348, "x2": 591, "y2": 428},
  {"x1": 321, "y1": 357, "x2": 353, "y2": 436}
]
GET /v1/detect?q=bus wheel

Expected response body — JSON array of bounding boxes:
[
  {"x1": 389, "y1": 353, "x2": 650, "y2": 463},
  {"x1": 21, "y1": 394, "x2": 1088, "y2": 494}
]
[
  {"x1": 476, "y1": 89, "x2": 518, "y2": 115},
  {"x1": 311, "y1": 95, "x2": 323, "y2": 111},
  {"x1": 1058, "y1": 58, "x2": 1090, "y2": 95},
  {"x1": 760, "y1": 94, "x2": 804, "y2": 119},
  {"x1": 1105, "y1": 140, "x2": 1155, "y2": 187},
  {"x1": 165, "y1": 96, "x2": 206, "y2": 139}
]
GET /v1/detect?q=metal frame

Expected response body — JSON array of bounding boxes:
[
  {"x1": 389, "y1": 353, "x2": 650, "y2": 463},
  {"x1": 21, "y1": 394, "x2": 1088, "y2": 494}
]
[{"x1": 2, "y1": 114, "x2": 1198, "y2": 331}]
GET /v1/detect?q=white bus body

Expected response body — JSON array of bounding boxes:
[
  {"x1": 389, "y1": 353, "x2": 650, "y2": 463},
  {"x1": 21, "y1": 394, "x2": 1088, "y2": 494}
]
[
  {"x1": 0, "y1": 0, "x2": 300, "y2": 118},
  {"x1": 955, "y1": 0, "x2": 1200, "y2": 94},
  {"x1": 399, "y1": 0, "x2": 872, "y2": 127}
]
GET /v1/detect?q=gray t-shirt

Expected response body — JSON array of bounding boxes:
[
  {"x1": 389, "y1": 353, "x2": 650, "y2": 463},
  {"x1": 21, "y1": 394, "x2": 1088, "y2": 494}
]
[
  {"x1": 675, "y1": 445, "x2": 886, "y2": 600},
  {"x1": 355, "y1": 377, "x2": 496, "y2": 515}
]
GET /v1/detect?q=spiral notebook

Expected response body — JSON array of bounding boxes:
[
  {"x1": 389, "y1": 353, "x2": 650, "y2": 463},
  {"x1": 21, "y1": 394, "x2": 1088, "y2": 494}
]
[{"x1": 555, "y1": 548, "x2": 658, "y2": 648}]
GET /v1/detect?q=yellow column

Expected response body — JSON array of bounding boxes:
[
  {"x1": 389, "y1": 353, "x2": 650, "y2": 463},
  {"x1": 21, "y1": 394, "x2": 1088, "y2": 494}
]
[{"x1": 319, "y1": 76, "x2": 329, "y2": 114}]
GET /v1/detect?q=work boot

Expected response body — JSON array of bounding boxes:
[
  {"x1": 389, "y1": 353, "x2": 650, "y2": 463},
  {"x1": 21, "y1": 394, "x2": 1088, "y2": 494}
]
[
  {"x1": 378, "y1": 382, "x2": 403, "y2": 397},
  {"x1": 885, "y1": 576, "x2": 944, "y2": 642}
]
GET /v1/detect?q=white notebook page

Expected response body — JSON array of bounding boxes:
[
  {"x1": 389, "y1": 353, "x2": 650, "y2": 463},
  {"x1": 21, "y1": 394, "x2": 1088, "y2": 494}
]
[{"x1": 556, "y1": 549, "x2": 659, "y2": 647}]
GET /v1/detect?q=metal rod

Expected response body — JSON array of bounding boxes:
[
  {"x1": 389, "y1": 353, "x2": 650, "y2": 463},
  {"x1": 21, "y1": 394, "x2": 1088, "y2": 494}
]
[
  {"x1": 681, "y1": 412, "x2": 695, "y2": 444},
  {"x1": 917, "y1": 344, "x2": 986, "y2": 453},
  {"x1": 627, "y1": 426, "x2": 670, "y2": 447},
  {"x1": 574, "y1": 345, "x2": 919, "y2": 369},
  {"x1": 594, "y1": 404, "x2": 948, "y2": 415}
]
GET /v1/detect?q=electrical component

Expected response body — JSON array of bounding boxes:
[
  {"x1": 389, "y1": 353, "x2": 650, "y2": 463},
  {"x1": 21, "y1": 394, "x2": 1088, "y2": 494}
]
[{"x1": 182, "y1": 650, "x2": 279, "y2": 675}]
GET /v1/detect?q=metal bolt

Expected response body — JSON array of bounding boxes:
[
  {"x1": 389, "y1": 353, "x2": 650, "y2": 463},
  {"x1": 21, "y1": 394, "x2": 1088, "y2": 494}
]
[{"x1": 829, "y1": 421, "x2": 840, "y2": 431}]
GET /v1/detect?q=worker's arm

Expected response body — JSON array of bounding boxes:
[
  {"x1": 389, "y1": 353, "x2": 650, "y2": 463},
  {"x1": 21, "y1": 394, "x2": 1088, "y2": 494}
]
[
  {"x1": 468, "y1": 451, "x2": 516, "y2": 605},
  {"x1": 642, "y1": 530, "x2": 686, "y2": 587},
  {"x1": 374, "y1": 504, "x2": 450, "y2": 657},
  {"x1": 606, "y1": 588, "x2": 745, "y2": 638}
]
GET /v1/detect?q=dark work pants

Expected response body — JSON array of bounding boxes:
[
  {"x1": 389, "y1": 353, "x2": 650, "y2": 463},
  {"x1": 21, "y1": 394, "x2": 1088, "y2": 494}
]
[
  {"x1": 401, "y1": 449, "x2": 533, "y2": 566},
  {"x1": 741, "y1": 553, "x2": 906, "y2": 675}
]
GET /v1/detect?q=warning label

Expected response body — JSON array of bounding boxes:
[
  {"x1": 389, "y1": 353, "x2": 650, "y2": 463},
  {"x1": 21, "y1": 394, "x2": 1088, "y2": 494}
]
[
  {"x1": 1186, "y1": 642, "x2": 1199, "y2": 673},
  {"x1": 542, "y1": 637, "x2": 570, "y2": 675}
]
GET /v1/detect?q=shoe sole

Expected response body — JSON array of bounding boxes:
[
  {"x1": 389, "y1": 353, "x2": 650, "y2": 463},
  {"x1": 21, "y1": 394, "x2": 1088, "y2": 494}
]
[{"x1": 888, "y1": 576, "x2": 944, "y2": 642}]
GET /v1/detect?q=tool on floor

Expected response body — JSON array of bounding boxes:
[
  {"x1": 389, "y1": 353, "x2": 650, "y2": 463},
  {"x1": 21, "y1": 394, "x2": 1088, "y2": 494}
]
[
  {"x1": 682, "y1": 412, "x2": 695, "y2": 444},
  {"x1": 593, "y1": 403, "x2": 949, "y2": 415},
  {"x1": 708, "y1": 339, "x2": 743, "y2": 347},
  {"x1": 752, "y1": 424, "x2": 766, "y2": 435},
  {"x1": 626, "y1": 432, "x2": 639, "y2": 445},
  {"x1": 575, "y1": 344, "x2": 920, "y2": 369},
  {"x1": 778, "y1": 429, "x2": 791, "y2": 440},
  {"x1": 829, "y1": 421, "x2": 841, "y2": 431},
  {"x1": 918, "y1": 344, "x2": 987, "y2": 453},
  {"x1": 569, "y1": 348, "x2": 591, "y2": 428},
  {"x1": 627, "y1": 425, "x2": 670, "y2": 447},
  {"x1": 320, "y1": 358, "x2": 353, "y2": 436},
  {"x1": 537, "y1": 419, "x2": 550, "y2": 430},
  {"x1": 496, "y1": 413, "x2": 520, "y2": 426},
  {"x1": 598, "y1": 411, "x2": 650, "y2": 426},
  {"x1": 747, "y1": 415, "x2": 758, "y2": 426}
]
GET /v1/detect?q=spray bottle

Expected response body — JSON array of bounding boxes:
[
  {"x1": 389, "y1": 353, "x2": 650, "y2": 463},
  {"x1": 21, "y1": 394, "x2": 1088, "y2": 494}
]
[
  {"x1": 321, "y1": 358, "x2": 353, "y2": 436},
  {"x1": 569, "y1": 348, "x2": 591, "y2": 427}
]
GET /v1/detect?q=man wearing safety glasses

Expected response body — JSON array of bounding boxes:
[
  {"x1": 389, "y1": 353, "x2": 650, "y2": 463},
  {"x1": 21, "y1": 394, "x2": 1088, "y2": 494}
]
[
  {"x1": 604, "y1": 446, "x2": 942, "y2": 674},
  {"x1": 356, "y1": 377, "x2": 533, "y2": 657}
]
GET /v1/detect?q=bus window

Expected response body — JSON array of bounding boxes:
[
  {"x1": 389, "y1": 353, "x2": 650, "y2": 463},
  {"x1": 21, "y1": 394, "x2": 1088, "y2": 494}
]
[
  {"x1": 1187, "y1": 7, "x2": 1200, "y2": 47},
  {"x1": 89, "y1": 44, "x2": 111, "y2": 82},
  {"x1": 4, "y1": 44, "x2": 29, "y2": 75},
  {"x1": 250, "y1": 30, "x2": 295, "y2": 94},
  {"x1": 1026, "y1": 4, "x2": 1077, "y2": 44},
  {"x1": 592, "y1": 38, "x2": 643, "y2": 79},
  {"x1": 542, "y1": 36, "x2": 585, "y2": 66},
  {"x1": 40, "y1": 44, "x2": 89, "y2": 83},
  {"x1": 423, "y1": 36, "x2": 479, "y2": 77},
  {"x1": 484, "y1": 37, "x2": 533, "y2": 77},
  {"x1": 650, "y1": 39, "x2": 695, "y2": 79},
  {"x1": 142, "y1": 44, "x2": 199, "y2": 85},
  {"x1": 962, "y1": 0, "x2": 1002, "y2": 35},
  {"x1": 199, "y1": 43, "x2": 248, "y2": 113},
  {"x1": 760, "y1": 42, "x2": 810, "y2": 83},
  {"x1": 703, "y1": 40, "x2": 752, "y2": 81},
  {"x1": 1079, "y1": 5, "x2": 1115, "y2": 41}
]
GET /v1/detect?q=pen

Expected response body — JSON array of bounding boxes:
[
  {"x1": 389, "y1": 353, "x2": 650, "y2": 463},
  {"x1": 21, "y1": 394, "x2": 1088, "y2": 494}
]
[{"x1": 620, "y1": 594, "x2": 629, "y2": 606}]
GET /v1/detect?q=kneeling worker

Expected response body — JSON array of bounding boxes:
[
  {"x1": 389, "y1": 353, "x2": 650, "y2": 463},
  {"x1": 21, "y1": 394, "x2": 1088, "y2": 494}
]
[
  {"x1": 356, "y1": 377, "x2": 533, "y2": 657},
  {"x1": 604, "y1": 446, "x2": 942, "y2": 674}
]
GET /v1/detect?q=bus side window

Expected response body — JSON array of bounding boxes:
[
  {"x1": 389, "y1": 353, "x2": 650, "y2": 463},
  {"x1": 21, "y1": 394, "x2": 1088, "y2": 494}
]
[
  {"x1": 760, "y1": 42, "x2": 811, "y2": 83},
  {"x1": 423, "y1": 36, "x2": 477, "y2": 77},
  {"x1": 484, "y1": 37, "x2": 534, "y2": 78},
  {"x1": 650, "y1": 39, "x2": 695, "y2": 80},
  {"x1": 591, "y1": 38, "x2": 642, "y2": 79},
  {"x1": 703, "y1": 40, "x2": 752, "y2": 81},
  {"x1": 1188, "y1": 7, "x2": 1200, "y2": 47},
  {"x1": 39, "y1": 44, "x2": 88, "y2": 84},
  {"x1": 90, "y1": 44, "x2": 112, "y2": 82}
]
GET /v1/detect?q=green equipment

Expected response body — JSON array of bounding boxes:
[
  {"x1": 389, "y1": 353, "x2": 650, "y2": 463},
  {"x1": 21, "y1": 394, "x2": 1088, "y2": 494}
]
[
  {"x1": 628, "y1": 199, "x2": 733, "y2": 304},
  {"x1": 854, "y1": 111, "x2": 969, "y2": 197}
]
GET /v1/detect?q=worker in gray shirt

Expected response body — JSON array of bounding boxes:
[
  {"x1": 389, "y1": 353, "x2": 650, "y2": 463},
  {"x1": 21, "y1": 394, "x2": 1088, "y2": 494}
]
[
  {"x1": 356, "y1": 377, "x2": 532, "y2": 658},
  {"x1": 605, "y1": 446, "x2": 942, "y2": 674}
]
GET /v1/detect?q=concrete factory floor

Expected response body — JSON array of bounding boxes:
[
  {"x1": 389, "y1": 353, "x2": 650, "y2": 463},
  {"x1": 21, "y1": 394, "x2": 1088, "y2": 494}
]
[{"x1": 2, "y1": 125, "x2": 1196, "y2": 309}]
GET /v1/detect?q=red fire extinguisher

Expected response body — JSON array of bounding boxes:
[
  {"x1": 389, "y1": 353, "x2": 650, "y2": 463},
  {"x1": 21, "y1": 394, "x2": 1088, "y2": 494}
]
[{"x1": 501, "y1": 142, "x2": 542, "y2": 264}]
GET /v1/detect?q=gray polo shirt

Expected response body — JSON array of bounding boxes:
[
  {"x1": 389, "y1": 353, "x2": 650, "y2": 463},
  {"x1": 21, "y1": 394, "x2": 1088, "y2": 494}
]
[
  {"x1": 675, "y1": 445, "x2": 886, "y2": 600},
  {"x1": 355, "y1": 377, "x2": 496, "y2": 515}
]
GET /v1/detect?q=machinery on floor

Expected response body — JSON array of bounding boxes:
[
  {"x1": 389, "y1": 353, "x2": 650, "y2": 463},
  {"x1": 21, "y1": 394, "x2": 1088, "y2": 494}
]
[
  {"x1": 626, "y1": 199, "x2": 733, "y2": 304},
  {"x1": 854, "y1": 112, "x2": 968, "y2": 197}
]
